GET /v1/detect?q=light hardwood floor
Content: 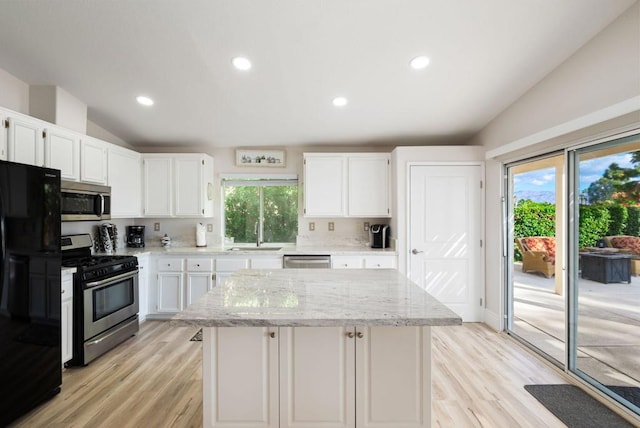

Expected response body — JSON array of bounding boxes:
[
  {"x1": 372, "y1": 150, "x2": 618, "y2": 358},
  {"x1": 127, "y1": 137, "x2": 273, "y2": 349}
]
[{"x1": 12, "y1": 321, "x2": 571, "y2": 428}]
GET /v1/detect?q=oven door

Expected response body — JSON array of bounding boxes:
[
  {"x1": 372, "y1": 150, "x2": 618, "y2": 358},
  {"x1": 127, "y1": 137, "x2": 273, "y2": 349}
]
[{"x1": 83, "y1": 270, "x2": 139, "y2": 340}]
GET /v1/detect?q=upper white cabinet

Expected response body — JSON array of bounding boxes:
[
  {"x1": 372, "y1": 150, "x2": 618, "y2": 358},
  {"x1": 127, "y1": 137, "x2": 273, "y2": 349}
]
[
  {"x1": 7, "y1": 116, "x2": 45, "y2": 167},
  {"x1": 303, "y1": 153, "x2": 390, "y2": 218},
  {"x1": 44, "y1": 126, "x2": 80, "y2": 181},
  {"x1": 80, "y1": 137, "x2": 108, "y2": 184},
  {"x1": 108, "y1": 145, "x2": 141, "y2": 217},
  {"x1": 0, "y1": 114, "x2": 7, "y2": 160},
  {"x1": 142, "y1": 153, "x2": 214, "y2": 218},
  {"x1": 303, "y1": 155, "x2": 346, "y2": 217}
]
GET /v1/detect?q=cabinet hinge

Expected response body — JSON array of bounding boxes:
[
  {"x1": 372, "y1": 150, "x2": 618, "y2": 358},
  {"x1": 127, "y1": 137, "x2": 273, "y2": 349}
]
[
  {"x1": 480, "y1": 298, "x2": 483, "y2": 306},
  {"x1": 202, "y1": 209, "x2": 204, "y2": 214},
  {"x1": 387, "y1": 159, "x2": 390, "y2": 165},
  {"x1": 303, "y1": 208, "x2": 306, "y2": 214},
  {"x1": 480, "y1": 180, "x2": 483, "y2": 189},
  {"x1": 4, "y1": 120, "x2": 9, "y2": 129},
  {"x1": 303, "y1": 159, "x2": 306, "y2": 165},
  {"x1": 480, "y1": 239, "x2": 483, "y2": 248},
  {"x1": 42, "y1": 130, "x2": 46, "y2": 139},
  {"x1": 202, "y1": 159, "x2": 204, "y2": 165}
]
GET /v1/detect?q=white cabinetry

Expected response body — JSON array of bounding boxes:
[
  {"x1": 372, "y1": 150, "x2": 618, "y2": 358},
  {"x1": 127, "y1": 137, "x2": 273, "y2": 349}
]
[
  {"x1": 214, "y1": 257, "x2": 249, "y2": 287},
  {"x1": 136, "y1": 255, "x2": 150, "y2": 321},
  {"x1": 204, "y1": 326, "x2": 430, "y2": 428},
  {"x1": 204, "y1": 327, "x2": 279, "y2": 428},
  {"x1": 186, "y1": 258, "x2": 214, "y2": 305},
  {"x1": 156, "y1": 257, "x2": 184, "y2": 313},
  {"x1": 80, "y1": 137, "x2": 108, "y2": 184},
  {"x1": 7, "y1": 116, "x2": 45, "y2": 167},
  {"x1": 250, "y1": 256, "x2": 283, "y2": 269},
  {"x1": 303, "y1": 155, "x2": 346, "y2": 217},
  {"x1": 61, "y1": 269, "x2": 74, "y2": 365},
  {"x1": 303, "y1": 153, "x2": 390, "y2": 218},
  {"x1": 143, "y1": 153, "x2": 214, "y2": 218},
  {"x1": 332, "y1": 255, "x2": 397, "y2": 269},
  {"x1": 108, "y1": 146, "x2": 141, "y2": 217},
  {"x1": 45, "y1": 127, "x2": 80, "y2": 181},
  {"x1": 0, "y1": 113, "x2": 6, "y2": 160}
]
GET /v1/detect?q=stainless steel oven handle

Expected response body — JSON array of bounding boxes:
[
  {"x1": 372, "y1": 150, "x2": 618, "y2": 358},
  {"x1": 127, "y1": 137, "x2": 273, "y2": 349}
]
[{"x1": 85, "y1": 269, "x2": 139, "y2": 289}]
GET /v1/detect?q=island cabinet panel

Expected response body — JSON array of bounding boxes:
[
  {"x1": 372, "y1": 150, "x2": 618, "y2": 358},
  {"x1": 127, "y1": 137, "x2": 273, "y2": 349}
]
[
  {"x1": 204, "y1": 327, "x2": 278, "y2": 428},
  {"x1": 279, "y1": 327, "x2": 355, "y2": 428},
  {"x1": 356, "y1": 326, "x2": 431, "y2": 428}
]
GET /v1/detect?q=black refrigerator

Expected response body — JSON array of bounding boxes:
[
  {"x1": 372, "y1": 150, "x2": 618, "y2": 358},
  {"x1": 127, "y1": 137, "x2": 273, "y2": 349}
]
[{"x1": 0, "y1": 160, "x2": 61, "y2": 426}]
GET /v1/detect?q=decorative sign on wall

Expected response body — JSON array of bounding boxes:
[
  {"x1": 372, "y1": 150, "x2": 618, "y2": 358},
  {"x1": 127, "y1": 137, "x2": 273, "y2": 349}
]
[{"x1": 235, "y1": 149, "x2": 286, "y2": 167}]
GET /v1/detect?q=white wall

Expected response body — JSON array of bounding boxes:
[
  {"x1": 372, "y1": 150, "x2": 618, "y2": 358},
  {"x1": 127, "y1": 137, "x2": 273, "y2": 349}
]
[
  {"x1": 473, "y1": 2, "x2": 640, "y2": 330},
  {"x1": 0, "y1": 68, "x2": 29, "y2": 114},
  {"x1": 29, "y1": 85, "x2": 88, "y2": 134}
]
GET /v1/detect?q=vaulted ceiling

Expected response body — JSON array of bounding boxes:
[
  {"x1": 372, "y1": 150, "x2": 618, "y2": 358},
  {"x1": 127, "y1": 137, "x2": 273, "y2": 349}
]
[{"x1": 0, "y1": 0, "x2": 635, "y2": 148}]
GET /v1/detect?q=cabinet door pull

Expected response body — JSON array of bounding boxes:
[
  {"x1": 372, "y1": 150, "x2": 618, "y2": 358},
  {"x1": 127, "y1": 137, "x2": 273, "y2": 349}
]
[
  {"x1": 269, "y1": 332, "x2": 276, "y2": 338},
  {"x1": 356, "y1": 332, "x2": 364, "y2": 339},
  {"x1": 346, "y1": 332, "x2": 354, "y2": 338}
]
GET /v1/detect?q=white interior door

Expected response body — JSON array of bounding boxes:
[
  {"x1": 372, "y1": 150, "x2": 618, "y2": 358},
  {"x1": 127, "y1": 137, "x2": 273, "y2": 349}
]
[{"x1": 409, "y1": 165, "x2": 482, "y2": 322}]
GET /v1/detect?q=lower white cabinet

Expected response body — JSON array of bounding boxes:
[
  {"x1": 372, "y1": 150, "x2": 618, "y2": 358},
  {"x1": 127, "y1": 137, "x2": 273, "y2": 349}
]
[
  {"x1": 203, "y1": 326, "x2": 430, "y2": 428},
  {"x1": 155, "y1": 257, "x2": 214, "y2": 314},
  {"x1": 61, "y1": 270, "x2": 74, "y2": 365}
]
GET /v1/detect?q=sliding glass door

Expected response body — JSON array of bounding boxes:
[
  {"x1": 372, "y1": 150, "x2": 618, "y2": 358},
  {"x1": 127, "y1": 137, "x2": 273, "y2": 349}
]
[{"x1": 506, "y1": 131, "x2": 640, "y2": 415}]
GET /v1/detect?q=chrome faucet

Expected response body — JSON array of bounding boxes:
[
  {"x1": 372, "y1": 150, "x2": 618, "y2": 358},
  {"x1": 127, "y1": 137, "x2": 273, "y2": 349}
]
[{"x1": 254, "y1": 221, "x2": 262, "y2": 247}]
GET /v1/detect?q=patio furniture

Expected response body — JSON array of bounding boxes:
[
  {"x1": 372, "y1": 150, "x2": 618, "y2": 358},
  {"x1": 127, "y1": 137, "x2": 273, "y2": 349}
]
[
  {"x1": 603, "y1": 235, "x2": 640, "y2": 276},
  {"x1": 581, "y1": 253, "x2": 633, "y2": 284},
  {"x1": 516, "y1": 236, "x2": 556, "y2": 278}
]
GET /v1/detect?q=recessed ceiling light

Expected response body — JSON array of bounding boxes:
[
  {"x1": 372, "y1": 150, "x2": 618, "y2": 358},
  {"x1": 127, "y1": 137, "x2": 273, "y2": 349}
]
[
  {"x1": 232, "y1": 57, "x2": 252, "y2": 71},
  {"x1": 332, "y1": 97, "x2": 348, "y2": 107},
  {"x1": 136, "y1": 95, "x2": 154, "y2": 106},
  {"x1": 410, "y1": 56, "x2": 430, "y2": 70}
]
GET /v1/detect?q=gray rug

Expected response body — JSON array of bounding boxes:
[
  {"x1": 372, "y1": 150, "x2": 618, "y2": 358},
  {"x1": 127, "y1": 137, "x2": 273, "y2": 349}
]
[
  {"x1": 190, "y1": 329, "x2": 202, "y2": 342},
  {"x1": 524, "y1": 384, "x2": 634, "y2": 428}
]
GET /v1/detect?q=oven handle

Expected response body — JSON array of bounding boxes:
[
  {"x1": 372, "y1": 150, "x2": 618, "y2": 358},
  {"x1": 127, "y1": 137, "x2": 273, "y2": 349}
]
[{"x1": 85, "y1": 269, "x2": 139, "y2": 290}]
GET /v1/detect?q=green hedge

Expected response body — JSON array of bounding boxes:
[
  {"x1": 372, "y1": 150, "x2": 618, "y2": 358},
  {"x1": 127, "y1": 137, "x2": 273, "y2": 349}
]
[{"x1": 512, "y1": 201, "x2": 639, "y2": 259}]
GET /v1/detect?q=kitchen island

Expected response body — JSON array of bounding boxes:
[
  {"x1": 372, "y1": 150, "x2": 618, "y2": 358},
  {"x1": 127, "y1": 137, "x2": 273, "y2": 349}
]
[{"x1": 173, "y1": 269, "x2": 461, "y2": 428}]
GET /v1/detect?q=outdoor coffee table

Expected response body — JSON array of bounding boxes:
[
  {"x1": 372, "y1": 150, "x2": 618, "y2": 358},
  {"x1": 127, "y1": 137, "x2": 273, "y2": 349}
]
[{"x1": 580, "y1": 253, "x2": 634, "y2": 284}]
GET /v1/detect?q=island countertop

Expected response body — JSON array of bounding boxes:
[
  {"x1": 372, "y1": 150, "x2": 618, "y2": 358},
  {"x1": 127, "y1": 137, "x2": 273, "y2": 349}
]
[{"x1": 172, "y1": 268, "x2": 462, "y2": 327}]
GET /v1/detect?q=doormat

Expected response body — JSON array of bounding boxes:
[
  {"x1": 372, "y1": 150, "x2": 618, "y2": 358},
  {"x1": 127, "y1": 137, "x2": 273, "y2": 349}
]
[
  {"x1": 524, "y1": 384, "x2": 634, "y2": 428},
  {"x1": 190, "y1": 329, "x2": 202, "y2": 342}
]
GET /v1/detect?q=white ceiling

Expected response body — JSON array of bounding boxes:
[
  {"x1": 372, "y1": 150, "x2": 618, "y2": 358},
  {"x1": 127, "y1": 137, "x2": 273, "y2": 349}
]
[{"x1": 0, "y1": 0, "x2": 635, "y2": 149}]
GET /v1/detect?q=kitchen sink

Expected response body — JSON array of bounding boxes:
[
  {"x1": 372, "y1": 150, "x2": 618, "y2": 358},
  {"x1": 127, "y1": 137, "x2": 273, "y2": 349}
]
[{"x1": 227, "y1": 247, "x2": 283, "y2": 251}]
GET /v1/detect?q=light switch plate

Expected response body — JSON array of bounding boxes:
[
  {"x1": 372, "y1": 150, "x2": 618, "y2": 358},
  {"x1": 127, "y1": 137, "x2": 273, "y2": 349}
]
[
  {"x1": 207, "y1": 224, "x2": 213, "y2": 232},
  {"x1": 364, "y1": 222, "x2": 370, "y2": 232},
  {"x1": 309, "y1": 222, "x2": 315, "y2": 231},
  {"x1": 328, "y1": 222, "x2": 334, "y2": 231},
  {"x1": 154, "y1": 222, "x2": 160, "y2": 231}
]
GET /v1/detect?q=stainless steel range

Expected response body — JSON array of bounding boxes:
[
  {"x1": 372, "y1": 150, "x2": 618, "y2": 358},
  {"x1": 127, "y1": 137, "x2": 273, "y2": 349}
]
[{"x1": 61, "y1": 234, "x2": 139, "y2": 366}]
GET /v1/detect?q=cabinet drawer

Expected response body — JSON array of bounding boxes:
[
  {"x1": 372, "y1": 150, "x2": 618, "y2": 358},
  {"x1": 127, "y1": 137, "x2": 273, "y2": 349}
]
[
  {"x1": 187, "y1": 258, "x2": 214, "y2": 272},
  {"x1": 250, "y1": 257, "x2": 283, "y2": 269},
  {"x1": 157, "y1": 258, "x2": 184, "y2": 272},
  {"x1": 364, "y1": 256, "x2": 396, "y2": 269},
  {"x1": 332, "y1": 256, "x2": 363, "y2": 269},
  {"x1": 215, "y1": 258, "x2": 249, "y2": 271}
]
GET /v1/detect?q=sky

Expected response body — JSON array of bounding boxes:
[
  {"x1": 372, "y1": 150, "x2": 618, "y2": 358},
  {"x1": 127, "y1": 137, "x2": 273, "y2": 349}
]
[{"x1": 514, "y1": 153, "x2": 634, "y2": 195}]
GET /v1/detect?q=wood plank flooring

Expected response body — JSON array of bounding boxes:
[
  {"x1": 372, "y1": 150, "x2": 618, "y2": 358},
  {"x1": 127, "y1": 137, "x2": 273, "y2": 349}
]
[{"x1": 12, "y1": 321, "x2": 573, "y2": 427}]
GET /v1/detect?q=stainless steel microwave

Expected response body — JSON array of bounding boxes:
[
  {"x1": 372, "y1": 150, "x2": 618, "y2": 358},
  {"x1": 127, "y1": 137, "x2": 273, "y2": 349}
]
[{"x1": 61, "y1": 180, "x2": 111, "y2": 221}]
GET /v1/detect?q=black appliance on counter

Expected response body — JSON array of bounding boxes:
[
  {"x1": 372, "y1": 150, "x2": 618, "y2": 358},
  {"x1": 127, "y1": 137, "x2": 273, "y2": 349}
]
[
  {"x1": 126, "y1": 225, "x2": 145, "y2": 248},
  {"x1": 370, "y1": 224, "x2": 390, "y2": 248},
  {"x1": 0, "y1": 160, "x2": 61, "y2": 427},
  {"x1": 61, "y1": 234, "x2": 139, "y2": 366}
]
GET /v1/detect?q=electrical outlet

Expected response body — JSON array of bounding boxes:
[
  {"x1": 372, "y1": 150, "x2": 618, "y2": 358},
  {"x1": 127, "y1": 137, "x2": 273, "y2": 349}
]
[
  {"x1": 364, "y1": 222, "x2": 370, "y2": 232},
  {"x1": 328, "y1": 222, "x2": 334, "y2": 231},
  {"x1": 154, "y1": 222, "x2": 160, "y2": 231},
  {"x1": 207, "y1": 223, "x2": 213, "y2": 232},
  {"x1": 309, "y1": 222, "x2": 315, "y2": 231}
]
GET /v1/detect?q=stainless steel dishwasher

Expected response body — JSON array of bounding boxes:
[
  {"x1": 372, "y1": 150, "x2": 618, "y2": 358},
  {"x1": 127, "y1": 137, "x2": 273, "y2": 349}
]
[{"x1": 283, "y1": 255, "x2": 332, "y2": 269}]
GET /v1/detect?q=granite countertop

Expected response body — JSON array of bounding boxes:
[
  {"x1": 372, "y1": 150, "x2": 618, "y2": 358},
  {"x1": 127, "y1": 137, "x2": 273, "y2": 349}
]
[
  {"x1": 108, "y1": 245, "x2": 398, "y2": 257},
  {"x1": 172, "y1": 269, "x2": 461, "y2": 328}
]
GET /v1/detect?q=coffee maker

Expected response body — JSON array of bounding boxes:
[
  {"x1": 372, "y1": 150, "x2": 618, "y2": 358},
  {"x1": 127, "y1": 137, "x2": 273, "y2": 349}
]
[
  {"x1": 126, "y1": 225, "x2": 145, "y2": 248},
  {"x1": 370, "y1": 224, "x2": 390, "y2": 248}
]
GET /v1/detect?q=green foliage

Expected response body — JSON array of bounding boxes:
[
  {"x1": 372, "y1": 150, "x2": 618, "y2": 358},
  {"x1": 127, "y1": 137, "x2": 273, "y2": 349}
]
[
  {"x1": 626, "y1": 206, "x2": 640, "y2": 236},
  {"x1": 224, "y1": 185, "x2": 298, "y2": 244},
  {"x1": 513, "y1": 200, "x2": 556, "y2": 238},
  {"x1": 578, "y1": 205, "x2": 611, "y2": 248},
  {"x1": 606, "y1": 205, "x2": 628, "y2": 236}
]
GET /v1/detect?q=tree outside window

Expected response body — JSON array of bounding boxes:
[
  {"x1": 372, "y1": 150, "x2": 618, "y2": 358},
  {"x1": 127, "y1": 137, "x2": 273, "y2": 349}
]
[{"x1": 223, "y1": 179, "x2": 298, "y2": 244}]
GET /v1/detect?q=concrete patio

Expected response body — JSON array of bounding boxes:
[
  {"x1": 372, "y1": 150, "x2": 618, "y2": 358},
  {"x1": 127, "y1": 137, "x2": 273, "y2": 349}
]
[{"x1": 512, "y1": 261, "x2": 640, "y2": 390}]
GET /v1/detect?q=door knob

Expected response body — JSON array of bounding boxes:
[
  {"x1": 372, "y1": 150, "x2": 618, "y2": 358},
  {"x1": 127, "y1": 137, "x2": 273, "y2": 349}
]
[{"x1": 411, "y1": 249, "x2": 424, "y2": 255}]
